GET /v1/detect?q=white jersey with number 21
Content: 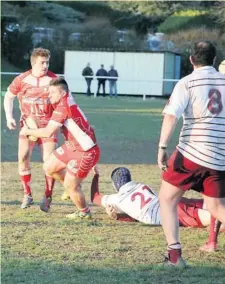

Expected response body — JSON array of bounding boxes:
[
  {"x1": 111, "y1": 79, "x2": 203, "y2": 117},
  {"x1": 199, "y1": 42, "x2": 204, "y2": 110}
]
[{"x1": 101, "y1": 181, "x2": 161, "y2": 225}]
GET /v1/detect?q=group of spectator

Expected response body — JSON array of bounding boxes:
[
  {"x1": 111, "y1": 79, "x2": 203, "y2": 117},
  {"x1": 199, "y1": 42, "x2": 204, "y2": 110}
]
[{"x1": 82, "y1": 63, "x2": 119, "y2": 97}]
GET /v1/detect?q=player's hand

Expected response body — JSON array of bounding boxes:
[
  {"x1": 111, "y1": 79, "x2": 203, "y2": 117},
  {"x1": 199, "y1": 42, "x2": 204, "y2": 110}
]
[
  {"x1": 6, "y1": 118, "x2": 16, "y2": 130},
  {"x1": 20, "y1": 125, "x2": 29, "y2": 136},
  {"x1": 105, "y1": 205, "x2": 118, "y2": 220},
  {"x1": 92, "y1": 165, "x2": 99, "y2": 175},
  {"x1": 158, "y1": 148, "x2": 168, "y2": 171}
]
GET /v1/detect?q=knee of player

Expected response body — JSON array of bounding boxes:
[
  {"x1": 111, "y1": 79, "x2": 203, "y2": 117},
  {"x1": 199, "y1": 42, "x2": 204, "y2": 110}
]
[
  {"x1": 204, "y1": 198, "x2": 221, "y2": 215},
  {"x1": 63, "y1": 178, "x2": 80, "y2": 192},
  {"x1": 43, "y1": 161, "x2": 53, "y2": 175},
  {"x1": 18, "y1": 152, "x2": 30, "y2": 163}
]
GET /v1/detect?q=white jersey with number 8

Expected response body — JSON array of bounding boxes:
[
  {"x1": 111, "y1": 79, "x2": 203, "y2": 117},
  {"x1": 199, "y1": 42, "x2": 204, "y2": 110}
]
[{"x1": 163, "y1": 66, "x2": 225, "y2": 170}]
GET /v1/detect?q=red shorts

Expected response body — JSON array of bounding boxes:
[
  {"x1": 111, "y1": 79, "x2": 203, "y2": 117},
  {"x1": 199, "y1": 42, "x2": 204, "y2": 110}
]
[
  {"x1": 53, "y1": 143, "x2": 100, "y2": 179},
  {"x1": 19, "y1": 119, "x2": 57, "y2": 144},
  {"x1": 163, "y1": 150, "x2": 225, "y2": 198},
  {"x1": 178, "y1": 197, "x2": 204, "y2": 228}
]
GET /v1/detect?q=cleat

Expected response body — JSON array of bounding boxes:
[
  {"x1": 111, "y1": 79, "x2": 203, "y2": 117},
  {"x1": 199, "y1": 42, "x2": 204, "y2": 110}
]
[
  {"x1": 21, "y1": 194, "x2": 33, "y2": 209},
  {"x1": 66, "y1": 210, "x2": 92, "y2": 220},
  {"x1": 40, "y1": 196, "x2": 52, "y2": 212},
  {"x1": 199, "y1": 242, "x2": 217, "y2": 252},
  {"x1": 61, "y1": 191, "x2": 70, "y2": 201},
  {"x1": 163, "y1": 255, "x2": 187, "y2": 268}
]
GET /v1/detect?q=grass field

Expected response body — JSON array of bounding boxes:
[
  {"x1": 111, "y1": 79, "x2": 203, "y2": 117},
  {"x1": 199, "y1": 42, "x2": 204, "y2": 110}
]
[{"x1": 1, "y1": 94, "x2": 225, "y2": 284}]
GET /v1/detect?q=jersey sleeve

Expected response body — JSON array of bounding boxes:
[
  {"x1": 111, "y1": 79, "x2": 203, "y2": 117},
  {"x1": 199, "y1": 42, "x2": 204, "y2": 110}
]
[
  {"x1": 50, "y1": 104, "x2": 68, "y2": 126},
  {"x1": 163, "y1": 78, "x2": 190, "y2": 119},
  {"x1": 101, "y1": 194, "x2": 120, "y2": 208},
  {"x1": 7, "y1": 75, "x2": 22, "y2": 95}
]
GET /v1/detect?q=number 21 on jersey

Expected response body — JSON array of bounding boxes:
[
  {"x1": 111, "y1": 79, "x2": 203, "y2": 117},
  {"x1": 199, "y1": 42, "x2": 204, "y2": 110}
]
[{"x1": 131, "y1": 185, "x2": 154, "y2": 209}]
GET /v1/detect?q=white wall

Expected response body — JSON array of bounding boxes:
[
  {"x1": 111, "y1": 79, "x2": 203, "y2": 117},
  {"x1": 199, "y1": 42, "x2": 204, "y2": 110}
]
[{"x1": 64, "y1": 50, "x2": 170, "y2": 96}]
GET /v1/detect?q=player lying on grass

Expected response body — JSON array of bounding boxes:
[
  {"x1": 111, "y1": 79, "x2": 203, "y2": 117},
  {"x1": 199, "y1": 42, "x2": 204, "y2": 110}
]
[
  {"x1": 20, "y1": 78, "x2": 100, "y2": 219},
  {"x1": 90, "y1": 167, "x2": 224, "y2": 252}
]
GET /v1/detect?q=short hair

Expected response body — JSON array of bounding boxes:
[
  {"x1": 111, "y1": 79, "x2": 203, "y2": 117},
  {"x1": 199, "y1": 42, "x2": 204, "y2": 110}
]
[
  {"x1": 191, "y1": 41, "x2": 216, "y2": 66},
  {"x1": 101, "y1": 64, "x2": 104, "y2": 68},
  {"x1": 30, "y1": 48, "x2": 51, "y2": 62},
  {"x1": 49, "y1": 78, "x2": 69, "y2": 93}
]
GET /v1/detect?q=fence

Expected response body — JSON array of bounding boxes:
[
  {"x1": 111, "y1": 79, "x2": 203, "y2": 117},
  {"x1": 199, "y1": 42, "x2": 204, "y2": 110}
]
[{"x1": 1, "y1": 72, "x2": 179, "y2": 100}]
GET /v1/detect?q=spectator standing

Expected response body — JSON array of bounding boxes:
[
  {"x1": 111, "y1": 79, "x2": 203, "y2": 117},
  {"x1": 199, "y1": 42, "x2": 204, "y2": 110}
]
[
  {"x1": 82, "y1": 62, "x2": 93, "y2": 96},
  {"x1": 108, "y1": 65, "x2": 118, "y2": 98},
  {"x1": 96, "y1": 64, "x2": 107, "y2": 97}
]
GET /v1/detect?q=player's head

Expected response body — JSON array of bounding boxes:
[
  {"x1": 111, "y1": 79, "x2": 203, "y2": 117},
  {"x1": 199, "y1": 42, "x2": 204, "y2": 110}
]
[
  {"x1": 30, "y1": 48, "x2": 51, "y2": 76},
  {"x1": 49, "y1": 78, "x2": 69, "y2": 104},
  {"x1": 111, "y1": 167, "x2": 131, "y2": 192},
  {"x1": 190, "y1": 41, "x2": 216, "y2": 67}
]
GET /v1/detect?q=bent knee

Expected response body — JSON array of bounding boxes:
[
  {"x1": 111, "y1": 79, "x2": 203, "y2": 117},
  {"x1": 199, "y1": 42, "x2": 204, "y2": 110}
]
[{"x1": 43, "y1": 161, "x2": 53, "y2": 175}]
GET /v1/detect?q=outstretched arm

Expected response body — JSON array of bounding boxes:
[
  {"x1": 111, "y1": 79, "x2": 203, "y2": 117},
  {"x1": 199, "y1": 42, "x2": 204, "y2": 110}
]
[{"x1": 90, "y1": 173, "x2": 104, "y2": 206}]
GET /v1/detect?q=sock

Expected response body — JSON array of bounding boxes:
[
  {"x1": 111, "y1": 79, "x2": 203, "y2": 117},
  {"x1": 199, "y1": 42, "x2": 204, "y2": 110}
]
[
  {"x1": 168, "y1": 242, "x2": 182, "y2": 263},
  {"x1": 20, "y1": 172, "x2": 32, "y2": 195},
  {"x1": 80, "y1": 207, "x2": 90, "y2": 213},
  {"x1": 207, "y1": 216, "x2": 222, "y2": 244},
  {"x1": 45, "y1": 175, "x2": 55, "y2": 198}
]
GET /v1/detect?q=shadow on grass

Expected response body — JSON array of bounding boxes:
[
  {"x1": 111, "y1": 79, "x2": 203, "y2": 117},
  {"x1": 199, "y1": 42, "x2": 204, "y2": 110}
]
[{"x1": 2, "y1": 258, "x2": 225, "y2": 284}]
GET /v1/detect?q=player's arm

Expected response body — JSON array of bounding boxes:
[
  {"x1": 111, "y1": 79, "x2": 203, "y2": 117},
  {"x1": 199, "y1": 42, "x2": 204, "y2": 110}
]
[
  {"x1": 21, "y1": 120, "x2": 60, "y2": 138},
  {"x1": 91, "y1": 173, "x2": 104, "y2": 206},
  {"x1": 158, "y1": 79, "x2": 189, "y2": 170},
  {"x1": 4, "y1": 90, "x2": 17, "y2": 130}
]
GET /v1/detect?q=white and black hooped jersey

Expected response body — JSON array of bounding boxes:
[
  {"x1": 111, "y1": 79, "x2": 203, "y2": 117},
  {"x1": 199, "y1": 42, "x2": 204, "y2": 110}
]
[
  {"x1": 163, "y1": 66, "x2": 225, "y2": 171},
  {"x1": 101, "y1": 181, "x2": 161, "y2": 225}
]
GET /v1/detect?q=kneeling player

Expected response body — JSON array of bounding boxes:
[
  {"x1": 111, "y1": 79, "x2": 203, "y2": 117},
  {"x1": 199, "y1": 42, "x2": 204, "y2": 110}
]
[
  {"x1": 91, "y1": 167, "x2": 224, "y2": 252},
  {"x1": 21, "y1": 78, "x2": 100, "y2": 219}
]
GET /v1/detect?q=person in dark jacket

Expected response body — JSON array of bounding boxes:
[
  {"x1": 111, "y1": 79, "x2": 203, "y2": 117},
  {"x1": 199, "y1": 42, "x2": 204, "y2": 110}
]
[
  {"x1": 108, "y1": 65, "x2": 119, "y2": 97},
  {"x1": 82, "y1": 63, "x2": 93, "y2": 96},
  {"x1": 96, "y1": 64, "x2": 107, "y2": 97}
]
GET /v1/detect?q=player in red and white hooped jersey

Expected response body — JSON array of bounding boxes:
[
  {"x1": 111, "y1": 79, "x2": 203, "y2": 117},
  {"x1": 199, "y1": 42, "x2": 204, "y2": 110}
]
[
  {"x1": 21, "y1": 78, "x2": 100, "y2": 219},
  {"x1": 4, "y1": 48, "x2": 57, "y2": 211},
  {"x1": 90, "y1": 167, "x2": 225, "y2": 240},
  {"x1": 157, "y1": 41, "x2": 225, "y2": 267}
]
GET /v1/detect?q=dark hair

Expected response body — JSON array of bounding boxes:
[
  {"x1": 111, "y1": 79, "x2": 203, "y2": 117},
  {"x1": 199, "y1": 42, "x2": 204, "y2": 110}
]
[
  {"x1": 49, "y1": 77, "x2": 69, "y2": 93},
  {"x1": 191, "y1": 41, "x2": 216, "y2": 66},
  {"x1": 111, "y1": 167, "x2": 131, "y2": 192}
]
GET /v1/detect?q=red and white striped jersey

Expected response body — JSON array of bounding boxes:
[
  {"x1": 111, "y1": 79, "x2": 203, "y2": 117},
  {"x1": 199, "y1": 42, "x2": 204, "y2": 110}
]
[
  {"x1": 50, "y1": 94, "x2": 97, "y2": 151},
  {"x1": 101, "y1": 181, "x2": 161, "y2": 225},
  {"x1": 8, "y1": 70, "x2": 57, "y2": 127},
  {"x1": 163, "y1": 66, "x2": 225, "y2": 171}
]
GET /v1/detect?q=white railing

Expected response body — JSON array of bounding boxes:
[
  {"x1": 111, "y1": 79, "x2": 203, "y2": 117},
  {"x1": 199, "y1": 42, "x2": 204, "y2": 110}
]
[{"x1": 1, "y1": 72, "x2": 179, "y2": 100}]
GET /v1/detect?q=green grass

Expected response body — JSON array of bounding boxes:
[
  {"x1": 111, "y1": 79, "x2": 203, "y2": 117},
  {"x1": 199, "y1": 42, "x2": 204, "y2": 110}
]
[{"x1": 1, "y1": 94, "x2": 225, "y2": 284}]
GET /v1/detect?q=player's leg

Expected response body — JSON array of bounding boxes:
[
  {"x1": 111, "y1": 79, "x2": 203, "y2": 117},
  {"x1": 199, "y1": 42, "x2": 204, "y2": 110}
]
[
  {"x1": 200, "y1": 171, "x2": 225, "y2": 251},
  {"x1": 64, "y1": 173, "x2": 92, "y2": 219},
  {"x1": 200, "y1": 196, "x2": 225, "y2": 252},
  {"x1": 158, "y1": 181, "x2": 185, "y2": 266},
  {"x1": 18, "y1": 136, "x2": 35, "y2": 208},
  {"x1": 65, "y1": 145, "x2": 100, "y2": 219},
  {"x1": 40, "y1": 144, "x2": 67, "y2": 212},
  {"x1": 40, "y1": 140, "x2": 57, "y2": 199}
]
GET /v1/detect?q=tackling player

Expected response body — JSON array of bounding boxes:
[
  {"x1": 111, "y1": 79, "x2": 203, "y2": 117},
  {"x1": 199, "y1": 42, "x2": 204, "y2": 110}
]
[
  {"x1": 21, "y1": 78, "x2": 100, "y2": 219},
  {"x1": 4, "y1": 48, "x2": 57, "y2": 211},
  {"x1": 157, "y1": 41, "x2": 225, "y2": 267},
  {"x1": 90, "y1": 167, "x2": 224, "y2": 250}
]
